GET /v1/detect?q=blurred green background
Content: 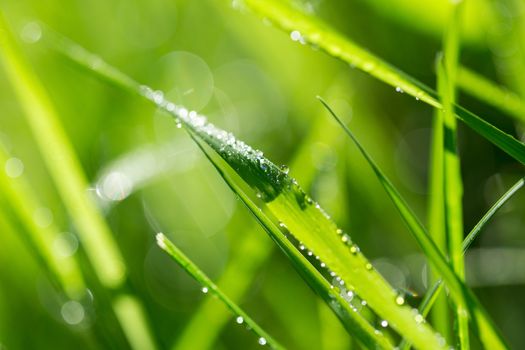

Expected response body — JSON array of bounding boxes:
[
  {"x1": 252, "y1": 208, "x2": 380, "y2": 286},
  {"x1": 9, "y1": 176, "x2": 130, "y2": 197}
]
[{"x1": 1, "y1": 0, "x2": 525, "y2": 349}]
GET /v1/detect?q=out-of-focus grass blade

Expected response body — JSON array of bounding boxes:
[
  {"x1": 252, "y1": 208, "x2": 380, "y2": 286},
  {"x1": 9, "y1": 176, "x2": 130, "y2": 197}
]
[
  {"x1": 400, "y1": 176, "x2": 525, "y2": 350},
  {"x1": 318, "y1": 97, "x2": 509, "y2": 350},
  {"x1": 457, "y1": 67, "x2": 525, "y2": 122},
  {"x1": 0, "y1": 146, "x2": 85, "y2": 299},
  {"x1": 239, "y1": 0, "x2": 525, "y2": 165},
  {"x1": 48, "y1": 30, "x2": 448, "y2": 350},
  {"x1": 439, "y1": 2, "x2": 469, "y2": 348},
  {"x1": 156, "y1": 232, "x2": 284, "y2": 350},
  {"x1": 427, "y1": 57, "x2": 449, "y2": 345},
  {"x1": 0, "y1": 14, "x2": 157, "y2": 350}
]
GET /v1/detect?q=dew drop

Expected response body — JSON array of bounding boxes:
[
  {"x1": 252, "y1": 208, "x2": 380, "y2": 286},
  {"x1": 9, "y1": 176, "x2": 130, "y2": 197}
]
[
  {"x1": 349, "y1": 244, "x2": 360, "y2": 254},
  {"x1": 361, "y1": 300, "x2": 367, "y2": 306},
  {"x1": 258, "y1": 337, "x2": 267, "y2": 346},
  {"x1": 415, "y1": 314, "x2": 424, "y2": 324},
  {"x1": 236, "y1": 316, "x2": 244, "y2": 324},
  {"x1": 380, "y1": 320, "x2": 389, "y2": 328},
  {"x1": 395, "y1": 86, "x2": 404, "y2": 93},
  {"x1": 201, "y1": 287, "x2": 209, "y2": 294},
  {"x1": 365, "y1": 263, "x2": 373, "y2": 270},
  {"x1": 395, "y1": 295, "x2": 405, "y2": 305},
  {"x1": 280, "y1": 164, "x2": 289, "y2": 174},
  {"x1": 341, "y1": 234, "x2": 349, "y2": 243},
  {"x1": 336, "y1": 228, "x2": 343, "y2": 235},
  {"x1": 152, "y1": 90, "x2": 164, "y2": 104}
]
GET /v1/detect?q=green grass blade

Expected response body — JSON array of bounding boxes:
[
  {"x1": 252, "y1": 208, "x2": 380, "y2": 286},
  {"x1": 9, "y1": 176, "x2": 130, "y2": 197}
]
[
  {"x1": 400, "y1": 175, "x2": 525, "y2": 350},
  {"x1": 44, "y1": 30, "x2": 445, "y2": 350},
  {"x1": 172, "y1": 226, "x2": 273, "y2": 350},
  {"x1": 457, "y1": 67, "x2": 525, "y2": 122},
  {"x1": 189, "y1": 134, "x2": 395, "y2": 350},
  {"x1": 156, "y1": 232, "x2": 284, "y2": 350},
  {"x1": 0, "y1": 15, "x2": 157, "y2": 350},
  {"x1": 173, "y1": 107, "x2": 341, "y2": 350},
  {"x1": 463, "y1": 177, "x2": 525, "y2": 251},
  {"x1": 427, "y1": 57, "x2": 449, "y2": 345},
  {"x1": 439, "y1": 2, "x2": 468, "y2": 348},
  {"x1": 0, "y1": 147, "x2": 85, "y2": 299},
  {"x1": 239, "y1": 0, "x2": 525, "y2": 165},
  {"x1": 318, "y1": 97, "x2": 509, "y2": 350}
]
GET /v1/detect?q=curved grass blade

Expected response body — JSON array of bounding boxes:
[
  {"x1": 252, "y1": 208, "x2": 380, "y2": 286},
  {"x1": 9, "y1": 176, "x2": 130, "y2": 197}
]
[
  {"x1": 438, "y1": 2, "x2": 468, "y2": 347},
  {"x1": 400, "y1": 176, "x2": 525, "y2": 350},
  {"x1": 318, "y1": 97, "x2": 509, "y2": 350},
  {"x1": 155, "y1": 232, "x2": 284, "y2": 350},
  {"x1": 0, "y1": 15, "x2": 157, "y2": 350},
  {"x1": 189, "y1": 134, "x2": 395, "y2": 350},
  {"x1": 46, "y1": 30, "x2": 445, "y2": 349},
  {"x1": 239, "y1": 0, "x2": 525, "y2": 165}
]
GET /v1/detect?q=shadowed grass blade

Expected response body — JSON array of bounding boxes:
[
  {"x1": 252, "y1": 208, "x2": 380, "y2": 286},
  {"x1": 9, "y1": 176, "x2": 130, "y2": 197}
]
[
  {"x1": 156, "y1": 232, "x2": 284, "y2": 350},
  {"x1": 318, "y1": 97, "x2": 509, "y2": 350}
]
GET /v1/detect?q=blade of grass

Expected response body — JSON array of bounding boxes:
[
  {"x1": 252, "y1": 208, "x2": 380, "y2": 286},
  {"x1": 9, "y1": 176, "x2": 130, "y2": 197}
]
[
  {"x1": 0, "y1": 146, "x2": 85, "y2": 299},
  {"x1": 439, "y1": 2, "x2": 469, "y2": 348},
  {"x1": 189, "y1": 134, "x2": 396, "y2": 350},
  {"x1": 0, "y1": 14, "x2": 157, "y2": 350},
  {"x1": 400, "y1": 175, "x2": 525, "y2": 350},
  {"x1": 173, "y1": 104, "x2": 343, "y2": 350},
  {"x1": 172, "y1": 226, "x2": 274, "y2": 350},
  {"x1": 44, "y1": 30, "x2": 445, "y2": 349},
  {"x1": 457, "y1": 67, "x2": 525, "y2": 122},
  {"x1": 427, "y1": 56, "x2": 450, "y2": 345},
  {"x1": 318, "y1": 97, "x2": 509, "y2": 350},
  {"x1": 156, "y1": 232, "x2": 284, "y2": 350},
  {"x1": 239, "y1": 0, "x2": 525, "y2": 165}
]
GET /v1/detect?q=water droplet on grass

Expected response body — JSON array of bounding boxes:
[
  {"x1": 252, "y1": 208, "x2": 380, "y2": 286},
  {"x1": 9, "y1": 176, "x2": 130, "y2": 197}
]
[
  {"x1": 258, "y1": 337, "x2": 267, "y2": 346},
  {"x1": 380, "y1": 320, "x2": 389, "y2": 328},
  {"x1": 395, "y1": 86, "x2": 404, "y2": 93},
  {"x1": 280, "y1": 164, "x2": 289, "y2": 174},
  {"x1": 395, "y1": 295, "x2": 405, "y2": 305},
  {"x1": 201, "y1": 287, "x2": 209, "y2": 294},
  {"x1": 236, "y1": 316, "x2": 244, "y2": 324}
]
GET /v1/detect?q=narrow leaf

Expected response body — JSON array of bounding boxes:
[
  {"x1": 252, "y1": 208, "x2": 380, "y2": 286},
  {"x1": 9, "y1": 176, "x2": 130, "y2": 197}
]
[{"x1": 318, "y1": 97, "x2": 509, "y2": 350}]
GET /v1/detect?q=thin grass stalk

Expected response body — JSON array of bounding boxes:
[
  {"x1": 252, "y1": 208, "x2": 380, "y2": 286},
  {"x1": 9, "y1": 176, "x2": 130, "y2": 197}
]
[
  {"x1": 439, "y1": 2, "x2": 469, "y2": 348},
  {"x1": 319, "y1": 97, "x2": 509, "y2": 350},
  {"x1": 399, "y1": 175, "x2": 524, "y2": 350}
]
